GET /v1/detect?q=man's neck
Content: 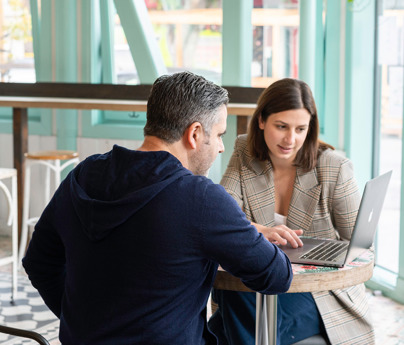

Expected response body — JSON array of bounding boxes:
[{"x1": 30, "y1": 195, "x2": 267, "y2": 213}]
[
  {"x1": 137, "y1": 136, "x2": 168, "y2": 152},
  {"x1": 137, "y1": 136, "x2": 189, "y2": 169}
]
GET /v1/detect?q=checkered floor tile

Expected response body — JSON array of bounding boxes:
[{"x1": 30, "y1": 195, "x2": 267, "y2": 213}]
[{"x1": 0, "y1": 272, "x2": 59, "y2": 344}]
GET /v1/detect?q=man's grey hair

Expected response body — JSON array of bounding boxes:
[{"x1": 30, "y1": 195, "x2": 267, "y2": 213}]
[{"x1": 144, "y1": 71, "x2": 229, "y2": 143}]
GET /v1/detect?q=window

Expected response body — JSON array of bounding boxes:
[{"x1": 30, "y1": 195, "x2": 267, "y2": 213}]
[
  {"x1": 112, "y1": 0, "x2": 299, "y2": 86},
  {"x1": 375, "y1": 2, "x2": 404, "y2": 276},
  {"x1": 0, "y1": 0, "x2": 35, "y2": 83}
]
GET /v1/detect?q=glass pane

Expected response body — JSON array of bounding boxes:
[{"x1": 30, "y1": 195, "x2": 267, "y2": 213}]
[
  {"x1": 149, "y1": 0, "x2": 223, "y2": 83},
  {"x1": 0, "y1": 0, "x2": 35, "y2": 82},
  {"x1": 113, "y1": 0, "x2": 223, "y2": 85},
  {"x1": 376, "y1": 4, "x2": 404, "y2": 274},
  {"x1": 113, "y1": 0, "x2": 299, "y2": 86},
  {"x1": 253, "y1": 0, "x2": 299, "y2": 87}
]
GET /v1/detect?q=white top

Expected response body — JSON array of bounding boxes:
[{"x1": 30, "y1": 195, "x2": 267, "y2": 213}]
[{"x1": 274, "y1": 213, "x2": 287, "y2": 226}]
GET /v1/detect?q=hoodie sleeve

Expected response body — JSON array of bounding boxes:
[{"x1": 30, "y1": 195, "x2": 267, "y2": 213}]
[
  {"x1": 22, "y1": 185, "x2": 67, "y2": 318},
  {"x1": 200, "y1": 183, "x2": 292, "y2": 294}
]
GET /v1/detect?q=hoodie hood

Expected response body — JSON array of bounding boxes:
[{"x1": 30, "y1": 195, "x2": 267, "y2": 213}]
[{"x1": 69, "y1": 145, "x2": 191, "y2": 241}]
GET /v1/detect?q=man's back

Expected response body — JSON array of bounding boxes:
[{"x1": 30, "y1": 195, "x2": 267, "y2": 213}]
[{"x1": 23, "y1": 145, "x2": 292, "y2": 344}]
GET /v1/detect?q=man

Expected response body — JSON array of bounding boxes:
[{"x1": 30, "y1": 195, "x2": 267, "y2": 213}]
[{"x1": 23, "y1": 72, "x2": 293, "y2": 345}]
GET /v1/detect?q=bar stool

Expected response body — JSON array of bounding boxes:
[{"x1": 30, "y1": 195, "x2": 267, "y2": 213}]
[
  {"x1": 0, "y1": 168, "x2": 18, "y2": 301},
  {"x1": 18, "y1": 150, "x2": 80, "y2": 264}
]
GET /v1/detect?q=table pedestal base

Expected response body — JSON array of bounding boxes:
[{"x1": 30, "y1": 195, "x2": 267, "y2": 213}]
[{"x1": 256, "y1": 294, "x2": 277, "y2": 345}]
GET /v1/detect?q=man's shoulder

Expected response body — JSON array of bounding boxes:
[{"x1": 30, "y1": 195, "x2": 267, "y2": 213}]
[
  {"x1": 176, "y1": 174, "x2": 234, "y2": 203},
  {"x1": 179, "y1": 174, "x2": 225, "y2": 192}
]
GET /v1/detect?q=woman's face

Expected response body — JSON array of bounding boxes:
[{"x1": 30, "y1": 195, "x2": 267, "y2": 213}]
[{"x1": 259, "y1": 108, "x2": 311, "y2": 166}]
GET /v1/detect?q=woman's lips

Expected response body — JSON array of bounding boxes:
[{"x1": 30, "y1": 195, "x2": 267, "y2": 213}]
[{"x1": 278, "y1": 145, "x2": 293, "y2": 153}]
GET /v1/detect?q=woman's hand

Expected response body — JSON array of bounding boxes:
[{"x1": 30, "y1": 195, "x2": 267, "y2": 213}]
[{"x1": 252, "y1": 222, "x2": 303, "y2": 248}]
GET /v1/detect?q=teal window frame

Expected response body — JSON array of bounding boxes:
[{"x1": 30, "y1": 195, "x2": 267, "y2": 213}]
[
  {"x1": 0, "y1": 108, "x2": 52, "y2": 136},
  {"x1": 79, "y1": 0, "x2": 161, "y2": 141},
  {"x1": 81, "y1": 109, "x2": 146, "y2": 141}
]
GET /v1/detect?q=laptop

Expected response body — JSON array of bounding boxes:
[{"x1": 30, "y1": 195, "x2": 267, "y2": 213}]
[{"x1": 279, "y1": 170, "x2": 392, "y2": 268}]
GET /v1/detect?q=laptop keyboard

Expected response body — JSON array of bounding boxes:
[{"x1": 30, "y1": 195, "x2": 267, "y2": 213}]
[{"x1": 300, "y1": 241, "x2": 349, "y2": 262}]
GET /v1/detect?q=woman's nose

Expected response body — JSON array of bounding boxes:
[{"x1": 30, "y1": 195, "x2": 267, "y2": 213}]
[{"x1": 284, "y1": 131, "x2": 295, "y2": 145}]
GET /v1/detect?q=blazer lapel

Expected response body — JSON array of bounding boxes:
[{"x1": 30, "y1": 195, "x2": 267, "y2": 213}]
[
  {"x1": 244, "y1": 159, "x2": 322, "y2": 231},
  {"x1": 287, "y1": 167, "x2": 322, "y2": 232},
  {"x1": 245, "y1": 158, "x2": 276, "y2": 227}
]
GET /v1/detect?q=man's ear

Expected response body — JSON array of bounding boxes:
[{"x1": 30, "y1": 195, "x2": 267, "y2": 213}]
[{"x1": 185, "y1": 122, "x2": 203, "y2": 149}]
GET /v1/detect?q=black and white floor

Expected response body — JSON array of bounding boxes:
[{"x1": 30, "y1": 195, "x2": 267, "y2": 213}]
[{"x1": 0, "y1": 272, "x2": 59, "y2": 344}]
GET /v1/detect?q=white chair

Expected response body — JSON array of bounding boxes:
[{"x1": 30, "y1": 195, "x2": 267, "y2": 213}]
[
  {"x1": 0, "y1": 168, "x2": 18, "y2": 301},
  {"x1": 19, "y1": 150, "x2": 79, "y2": 264}
]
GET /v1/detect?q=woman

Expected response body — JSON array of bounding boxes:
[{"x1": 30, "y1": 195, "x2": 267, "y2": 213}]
[{"x1": 208, "y1": 78, "x2": 374, "y2": 345}]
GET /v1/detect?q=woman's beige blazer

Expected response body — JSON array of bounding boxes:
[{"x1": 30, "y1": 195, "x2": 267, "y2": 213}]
[{"x1": 220, "y1": 135, "x2": 375, "y2": 345}]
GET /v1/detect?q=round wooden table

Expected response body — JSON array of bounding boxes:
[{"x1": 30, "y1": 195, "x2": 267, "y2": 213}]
[
  {"x1": 214, "y1": 249, "x2": 374, "y2": 293},
  {"x1": 213, "y1": 250, "x2": 374, "y2": 345}
]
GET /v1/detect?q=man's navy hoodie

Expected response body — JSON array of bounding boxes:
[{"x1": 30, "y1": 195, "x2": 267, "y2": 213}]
[{"x1": 23, "y1": 145, "x2": 292, "y2": 345}]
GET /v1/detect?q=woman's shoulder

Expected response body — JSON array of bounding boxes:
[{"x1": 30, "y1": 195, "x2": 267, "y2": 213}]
[
  {"x1": 317, "y1": 148, "x2": 351, "y2": 168},
  {"x1": 233, "y1": 134, "x2": 254, "y2": 161},
  {"x1": 230, "y1": 134, "x2": 268, "y2": 174},
  {"x1": 234, "y1": 134, "x2": 248, "y2": 150},
  {"x1": 316, "y1": 148, "x2": 355, "y2": 183}
]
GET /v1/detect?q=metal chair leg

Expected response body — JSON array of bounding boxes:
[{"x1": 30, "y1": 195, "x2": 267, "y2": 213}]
[{"x1": 0, "y1": 324, "x2": 50, "y2": 345}]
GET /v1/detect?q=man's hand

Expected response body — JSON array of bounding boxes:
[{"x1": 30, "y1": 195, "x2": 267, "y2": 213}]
[{"x1": 252, "y1": 222, "x2": 303, "y2": 248}]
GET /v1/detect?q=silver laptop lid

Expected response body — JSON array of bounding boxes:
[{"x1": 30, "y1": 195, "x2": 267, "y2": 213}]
[
  {"x1": 278, "y1": 170, "x2": 392, "y2": 267},
  {"x1": 345, "y1": 170, "x2": 392, "y2": 264}
]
